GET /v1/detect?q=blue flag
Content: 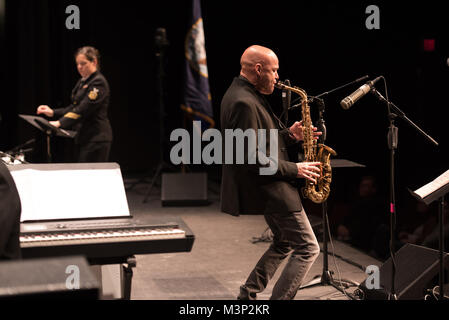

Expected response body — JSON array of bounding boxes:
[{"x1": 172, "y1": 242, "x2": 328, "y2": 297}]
[{"x1": 181, "y1": 0, "x2": 214, "y2": 129}]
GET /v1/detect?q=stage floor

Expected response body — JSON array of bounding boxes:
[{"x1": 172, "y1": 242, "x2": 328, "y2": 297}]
[{"x1": 124, "y1": 177, "x2": 381, "y2": 301}]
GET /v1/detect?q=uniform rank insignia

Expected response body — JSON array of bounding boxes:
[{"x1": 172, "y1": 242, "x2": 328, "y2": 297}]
[{"x1": 88, "y1": 88, "x2": 99, "y2": 101}]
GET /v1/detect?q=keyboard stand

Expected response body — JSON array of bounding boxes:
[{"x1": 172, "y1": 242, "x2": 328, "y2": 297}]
[
  {"x1": 90, "y1": 255, "x2": 136, "y2": 300},
  {"x1": 122, "y1": 256, "x2": 136, "y2": 300}
]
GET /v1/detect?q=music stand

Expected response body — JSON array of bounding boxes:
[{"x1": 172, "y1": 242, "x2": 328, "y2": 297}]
[
  {"x1": 299, "y1": 158, "x2": 365, "y2": 298},
  {"x1": 409, "y1": 169, "x2": 449, "y2": 300},
  {"x1": 19, "y1": 114, "x2": 76, "y2": 163}
]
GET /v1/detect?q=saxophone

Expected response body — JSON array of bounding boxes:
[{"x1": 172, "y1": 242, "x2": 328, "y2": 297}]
[{"x1": 275, "y1": 81, "x2": 337, "y2": 203}]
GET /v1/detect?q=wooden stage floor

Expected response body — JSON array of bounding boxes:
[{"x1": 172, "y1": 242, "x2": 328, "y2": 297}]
[{"x1": 124, "y1": 178, "x2": 381, "y2": 301}]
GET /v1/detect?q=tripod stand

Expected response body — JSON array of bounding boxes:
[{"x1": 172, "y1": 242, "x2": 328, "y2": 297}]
[
  {"x1": 124, "y1": 28, "x2": 171, "y2": 203},
  {"x1": 141, "y1": 28, "x2": 172, "y2": 203}
]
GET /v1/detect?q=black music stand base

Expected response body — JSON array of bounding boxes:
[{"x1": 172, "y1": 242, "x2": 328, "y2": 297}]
[{"x1": 300, "y1": 270, "x2": 358, "y2": 294}]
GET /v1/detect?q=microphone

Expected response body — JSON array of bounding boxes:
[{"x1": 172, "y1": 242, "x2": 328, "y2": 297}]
[
  {"x1": 155, "y1": 27, "x2": 169, "y2": 53},
  {"x1": 282, "y1": 79, "x2": 291, "y2": 123},
  {"x1": 340, "y1": 76, "x2": 382, "y2": 110}
]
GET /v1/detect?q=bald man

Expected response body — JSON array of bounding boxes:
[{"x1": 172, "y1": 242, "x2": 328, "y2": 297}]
[{"x1": 220, "y1": 45, "x2": 321, "y2": 300}]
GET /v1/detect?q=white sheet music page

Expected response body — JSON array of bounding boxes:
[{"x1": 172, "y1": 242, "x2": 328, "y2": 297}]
[
  {"x1": 414, "y1": 169, "x2": 449, "y2": 200},
  {"x1": 10, "y1": 164, "x2": 130, "y2": 222}
]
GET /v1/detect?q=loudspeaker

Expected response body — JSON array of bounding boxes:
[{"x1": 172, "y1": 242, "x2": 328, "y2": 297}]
[
  {"x1": 161, "y1": 172, "x2": 209, "y2": 206},
  {"x1": 358, "y1": 243, "x2": 449, "y2": 300},
  {"x1": 0, "y1": 256, "x2": 100, "y2": 299}
]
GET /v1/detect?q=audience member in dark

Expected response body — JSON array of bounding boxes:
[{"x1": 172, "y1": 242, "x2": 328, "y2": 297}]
[
  {"x1": 399, "y1": 200, "x2": 449, "y2": 251},
  {"x1": 336, "y1": 175, "x2": 387, "y2": 257},
  {"x1": 398, "y1": 200, "x2": 436, "y2": 245}
]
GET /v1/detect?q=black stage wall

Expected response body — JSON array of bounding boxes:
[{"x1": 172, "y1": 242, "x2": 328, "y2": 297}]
[{"x1": 2, "y1": 1, "x2": 449, "y2": 200}]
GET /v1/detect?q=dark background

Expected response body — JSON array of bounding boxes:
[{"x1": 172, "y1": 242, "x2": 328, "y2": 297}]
[{"x1": 1, "y1": 1, "x2": 448, "y2": 218}]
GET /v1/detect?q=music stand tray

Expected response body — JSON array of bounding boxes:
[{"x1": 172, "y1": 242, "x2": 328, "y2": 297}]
[
  {"x1": 409, "y1": 169, "x2": 449, "y2": 300},
  {"x1": 19, "y1": 114, "x2": 76, "y2": 138},
  {"x1": 331, "y1": 159, "x2": 366, "y2": 169},
  {"x1": 409, "y1": 170, "x2": 449, "y2": 206},
  {"x1": 19, "y1": 114, "x2": 76, "y2": 162}
]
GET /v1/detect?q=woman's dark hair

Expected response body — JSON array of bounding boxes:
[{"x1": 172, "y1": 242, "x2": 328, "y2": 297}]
[{"x1": 75, "y1": 46, "x2": 101, "y2": 69}]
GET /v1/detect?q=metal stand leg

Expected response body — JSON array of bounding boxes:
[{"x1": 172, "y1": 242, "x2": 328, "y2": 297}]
[
  {"x1": 46, "y1": 131, "x2": 52, "y2": 163},
  {"x1": 438, "y1": 197, "x2": 446, "y2": 300},
  {"x1": 299, "y1": 201, "x2": 358, "y2": 299},
  {"x1": 143, "y1": 163, "x2": 164, "y2": 203},
  {"x1": 122, "y1": 256, "x2": 136, "y2": 300}
]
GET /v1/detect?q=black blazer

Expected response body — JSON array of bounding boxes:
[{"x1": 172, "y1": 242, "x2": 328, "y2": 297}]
[
  {"x1": 53, "y1": 71, "x2": 113, "y2": 145},
  {"x1": 0, "y1": 162, "x2": 22, "y2": 260},
  {"x1": 220, "y1": 76, "x2": 303, "y2": 216}
]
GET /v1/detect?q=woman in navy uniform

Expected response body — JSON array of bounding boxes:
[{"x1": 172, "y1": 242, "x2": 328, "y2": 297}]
[{"x1": 37, "y1": 46, "x2": 113, "y2": 162}]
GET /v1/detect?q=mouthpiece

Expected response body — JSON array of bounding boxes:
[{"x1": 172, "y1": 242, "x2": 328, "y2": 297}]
[{"x1": 275, "y1": 80, "x2": 286, "y2": 90}]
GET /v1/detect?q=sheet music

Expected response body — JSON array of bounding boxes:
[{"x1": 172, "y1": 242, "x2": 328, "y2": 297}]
[
  {"x1": 414, "y1": 169, "x2": 449, "y2": 200},
  {"x1": 10, "y1": 165, "x2": 130, "y2": 222}
]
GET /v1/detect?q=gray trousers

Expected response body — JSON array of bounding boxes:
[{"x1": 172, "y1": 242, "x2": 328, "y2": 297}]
[{"x1": 239, "y1": 209, "x2": 320, "y2": 300}]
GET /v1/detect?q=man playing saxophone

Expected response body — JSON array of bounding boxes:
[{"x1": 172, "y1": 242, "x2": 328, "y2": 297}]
[{"x1": 220, "y1": 45, "x2": 322, "y2": 299}]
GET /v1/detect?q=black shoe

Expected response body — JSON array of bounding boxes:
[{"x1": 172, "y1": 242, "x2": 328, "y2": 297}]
[{"x1": 237, "y1": 286, "x2": 257, "y2": 300}]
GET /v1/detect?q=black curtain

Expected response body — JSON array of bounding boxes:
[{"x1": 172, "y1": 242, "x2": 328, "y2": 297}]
[
  {"x1": 3, "y1": 0, "x2": 191, "y2": 169},
  {"x1": 3, "y1": 1, "x2": 449, "y2": 186}
]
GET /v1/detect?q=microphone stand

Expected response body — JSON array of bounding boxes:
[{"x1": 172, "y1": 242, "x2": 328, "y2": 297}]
[
  {"x1": 298, "y1": 96, "x2": 358, "y2": 299},
  {"x1": 279, "y1": 79, "x2": 292, "y2": 123},
  {"x1": 290, "y1": 77, "x2": 373, "y2": 288},
  {"x1": 126, "y1": 28, "x2": 171, "y2": 202},
  {"x1": 142, "y1": 28, "x2": 171, "y2": 203},
  {"x1": 370, "y1": 87, "x2": 439, "y2": 300},
  {"x1": 296, "y1": 77, "x2": 372, "y2": 299},
  {"x1": 290, "y1": 75, "x2": 369, "y2": 108},
  {"x1": 282, "y1": 76, "x2": 373, "y2": 299}
]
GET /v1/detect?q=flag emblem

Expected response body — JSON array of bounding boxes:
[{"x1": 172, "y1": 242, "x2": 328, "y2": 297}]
[{"x1": 185, "y1": 18, "x2": 208, "y2": 78}]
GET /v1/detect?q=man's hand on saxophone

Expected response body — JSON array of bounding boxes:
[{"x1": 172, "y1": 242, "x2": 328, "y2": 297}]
[
  {"x1": 289, "y1": 120, "x2": 322, "y2": 142},
  {"x1": 296, "y1": 162, "x2": 321, "y2": 183}
]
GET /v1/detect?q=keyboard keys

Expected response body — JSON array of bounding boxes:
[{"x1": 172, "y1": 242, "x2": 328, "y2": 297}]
[{"x1": 20, "y1": 227, "x2": 186, "y2": 247}]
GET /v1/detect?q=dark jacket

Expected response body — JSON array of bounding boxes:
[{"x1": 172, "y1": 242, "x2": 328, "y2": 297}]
[
  {"x1": 0, "y1": 162, "x2": 22, "y2": 260},
  {"x1": 220, "y1": 76, "x2": 303, "y2": 216},
  {"x1": 53, "y1": 71, "x2": 113, "y2": 145}
]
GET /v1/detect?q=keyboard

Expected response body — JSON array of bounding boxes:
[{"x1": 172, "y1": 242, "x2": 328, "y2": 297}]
[{"x1": 20, "y1": 215, "x2": 195, "y2": 264}]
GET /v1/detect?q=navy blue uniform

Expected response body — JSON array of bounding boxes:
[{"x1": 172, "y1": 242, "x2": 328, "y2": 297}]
[{"x1": 53, "y1": 71, "x2": 113, "y2": 162}]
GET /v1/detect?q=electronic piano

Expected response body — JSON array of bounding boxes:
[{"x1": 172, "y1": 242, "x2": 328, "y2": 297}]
[
  {"x1": 20, "y1": 214, "x2": 195, "y2": 265},
  {"x1": 20, "y1": 214, "x2": 195, "y2": 299}
]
